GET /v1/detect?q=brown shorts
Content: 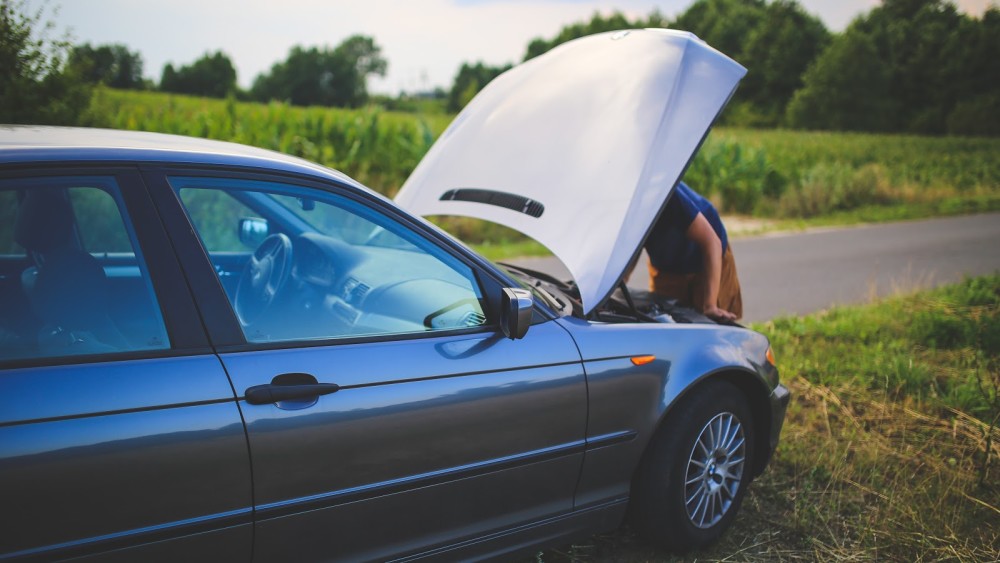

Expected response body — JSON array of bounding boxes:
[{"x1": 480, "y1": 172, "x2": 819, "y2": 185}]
[{"x1": 648, "y1": 246, "x2": 743, "y2": 319}]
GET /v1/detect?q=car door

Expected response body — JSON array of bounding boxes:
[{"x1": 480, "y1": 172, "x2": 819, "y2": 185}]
[
  {"x1": 147, "y1": 169, "x2": 587, "y2": 562},
  {"x1": 0, "y1": 169, "x2": 252, "y2": 561}
]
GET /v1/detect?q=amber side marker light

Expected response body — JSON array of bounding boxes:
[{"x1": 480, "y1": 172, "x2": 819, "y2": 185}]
[
  {"x1": 631, "y1": 355, "x2": 656, "y2": 366},
  {"x1": 766, "y1": 347, "x2": 777, "y2": 367}
]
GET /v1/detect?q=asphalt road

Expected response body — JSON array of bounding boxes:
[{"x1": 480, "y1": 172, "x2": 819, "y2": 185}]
[{"x1": 509, "y1": 212, "x2": 1000, "y2": 323}]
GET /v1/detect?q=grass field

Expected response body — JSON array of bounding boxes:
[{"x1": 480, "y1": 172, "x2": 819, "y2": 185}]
[
  {"x1": 84, "y1": 88, "x2": 1000, "y2": 252},
  {"x1": 533, "y1": 275, "x2": 1000, "y2": 561}
]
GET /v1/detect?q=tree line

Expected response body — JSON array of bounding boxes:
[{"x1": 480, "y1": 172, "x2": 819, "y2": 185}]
[
  {"x1": 2, "y1": 0, "x2": 997, "y2": 135},
  {"x1": 449, "y1": 0, "x2": 999, "y2": 136},
  {"x1": 0, "y1": 0, "x2": 388, "y2": 122},
  {"x1": 69, "y1": 36, "x2": 387, "y2": 109}
]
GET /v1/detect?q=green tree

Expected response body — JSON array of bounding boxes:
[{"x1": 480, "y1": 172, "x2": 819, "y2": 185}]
[
  {"x1": 0, "y1": 0, "x2": 89, "y2": 124},
  {"x1": 672, "y1": 0, "x2": 767, "y2": 61},
  {"x1": 447, "y1": 10, "x2": 666, "y2": 112},
  {"x1": 855, "y1": 0, "x2": 968, "y2": 133},
  {"x1": 522, "y1": 11, "x2": 634, "y2": 61},
  {"x1": 332, "y1": 35, "x2": 388, "y2": 107},
  {"x1": 739, "y1": 1, "x2": 829, "y2": 124},
  {"x1": 69, "y1": 43, "x2": 144, "y2": 89},
  {"x1": 945, "y1": 7, "x2": 1000, "y2": 135},
  {"x1": 446, "y1": 62, "x2": 510, "y2": 112},
  {"x1": 946, "y1": 93, "x2": 1000, "y2": 136},
  {"x1": 251, "y1": 35, "x2": 387, "y2": 108},
  {"x1": 788, "y1": 0, "x2": 1000, "y2": 134},
  {"x1": 160, "y1": 51, "x2": 237, "y2": 98},
  {"x1": 672, "y1": 0, "x2": 830, "y2": 126},
  {"x1": 480, "y1": 1, "x2": 829, "y2": 126},
  {"x1": 786, "y1": 30, "x2": 894, "y2": 131}
]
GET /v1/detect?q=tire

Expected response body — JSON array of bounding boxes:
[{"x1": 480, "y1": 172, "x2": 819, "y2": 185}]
[{"x1": 630, "y1": 379, "x2": 755, "y2": 552}]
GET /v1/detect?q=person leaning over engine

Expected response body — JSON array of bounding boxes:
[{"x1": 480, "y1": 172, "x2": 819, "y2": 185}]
[{"x1": 644, "y1": 182, "x2": 743, "y2": 322}]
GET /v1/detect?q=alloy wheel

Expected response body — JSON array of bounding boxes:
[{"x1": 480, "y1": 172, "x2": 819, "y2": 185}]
[{"x1": 683, "y1": 412, "x2": 746, "y2": 529}]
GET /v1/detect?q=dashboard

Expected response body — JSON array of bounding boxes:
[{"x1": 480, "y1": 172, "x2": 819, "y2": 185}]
[{"x1": 266, "y1": 232, "x2": 489, "y2": 341}]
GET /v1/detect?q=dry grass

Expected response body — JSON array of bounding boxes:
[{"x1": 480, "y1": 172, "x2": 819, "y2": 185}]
[
  {"x1": 754, "y1": 376, "x2": 1000, "y2": 561},
  {"x1": 533, "y1": 376, "x2": 999, "y2": 562}
]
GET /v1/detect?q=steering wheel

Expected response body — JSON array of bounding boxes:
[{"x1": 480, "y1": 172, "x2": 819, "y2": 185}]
[{"x1": 235, "y1": 233, "x2": 293, "y2": 325}]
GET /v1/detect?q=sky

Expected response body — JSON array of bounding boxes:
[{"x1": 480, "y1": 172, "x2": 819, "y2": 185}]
[{"x1": 45, "y1": 0, "x2": 996, "y2": 95}]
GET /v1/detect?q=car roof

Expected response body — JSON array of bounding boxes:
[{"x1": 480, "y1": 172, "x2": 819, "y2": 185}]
[{"x1": 0, "y1": 125, "x2": 362, "y2": 188}]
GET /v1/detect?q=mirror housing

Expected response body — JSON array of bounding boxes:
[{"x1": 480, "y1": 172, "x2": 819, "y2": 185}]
[
  {"x1": 239, "y1": 217, "x2": 269, "y2": 248},
  {"x1": 500, "y1": 288, "x2": 533, "y2": 340}
]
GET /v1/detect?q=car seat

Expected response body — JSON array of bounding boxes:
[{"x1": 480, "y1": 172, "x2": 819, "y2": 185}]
[{"x1": 14, "y1": 188, "x2": 128, "y2": 356}]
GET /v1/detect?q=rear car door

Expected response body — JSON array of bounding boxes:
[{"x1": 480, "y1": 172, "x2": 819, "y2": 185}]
[
  {"x1": 0, "y1": 169, "x2": 252, "y2": 561},
  {"x1": 148, "y1": 169, "x2": 588, "y2": 561}
]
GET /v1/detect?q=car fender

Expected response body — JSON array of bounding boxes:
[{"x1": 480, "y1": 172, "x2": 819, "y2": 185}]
[{"x1": 553, "y1": 316, "x2": 777, "y2": 506}]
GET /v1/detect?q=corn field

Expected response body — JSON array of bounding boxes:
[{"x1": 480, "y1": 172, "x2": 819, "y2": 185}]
[
  {"x1": 84, "y1": 88, "x2": 450, "y2": 197},
  {"x1": 86, "y1": 88, "x2": 1000, "y2": 219}
]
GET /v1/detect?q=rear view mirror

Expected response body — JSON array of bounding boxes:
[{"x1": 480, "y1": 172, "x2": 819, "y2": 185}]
[
  {"x1": 500, "y1": 288, "x2": 533, "y2": 340},
  {"x1": 239, "y1": 217, "x2": 269, "y2": 248}
]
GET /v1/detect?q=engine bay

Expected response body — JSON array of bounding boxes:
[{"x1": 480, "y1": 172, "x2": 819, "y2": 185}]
[{"x1": 498, "y1": 263, "x2": 719, "y2": 326}]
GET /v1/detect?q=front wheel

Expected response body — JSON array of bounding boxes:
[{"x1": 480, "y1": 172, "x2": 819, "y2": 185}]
[{"x1": 630, "y1": 379, "x2": 755, "y2": 552}]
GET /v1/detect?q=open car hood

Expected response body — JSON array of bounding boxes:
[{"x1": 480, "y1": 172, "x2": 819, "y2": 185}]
[{"x1": 394, "y1": 29, "x2": 746, "y2": 314}]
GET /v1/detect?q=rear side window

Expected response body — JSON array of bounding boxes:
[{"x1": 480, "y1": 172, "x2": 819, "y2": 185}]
[
  {"x1": 70, "y1": 187, "x2": 133, "y2": 253},
  {"x1": 0, "y1": 177, "x2": 170, "y2": 362},
  {"x1": 0, "y1": 190, "x2": 19, "y2": 254}
]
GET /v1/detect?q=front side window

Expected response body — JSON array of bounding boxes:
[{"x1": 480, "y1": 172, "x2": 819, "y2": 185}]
[
  {"x1": 0, "y1": 177, "x2": 170, "y2": 361},
  {"x1": 171, "y1": 176, "x2": 487, "y2": 344}
]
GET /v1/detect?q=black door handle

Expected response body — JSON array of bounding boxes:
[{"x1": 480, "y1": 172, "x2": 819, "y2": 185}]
[{"x1": 245, "y1": 383, "x2": 340, "y2": 405}]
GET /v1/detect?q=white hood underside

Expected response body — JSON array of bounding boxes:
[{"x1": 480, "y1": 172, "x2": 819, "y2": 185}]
[{"x1": 395, "y1": 29, "x2": 746, "y2": 314}]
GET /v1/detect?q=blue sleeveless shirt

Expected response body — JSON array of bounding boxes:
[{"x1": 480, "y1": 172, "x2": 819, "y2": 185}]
[{"x1": 644, "y1": 183, "x2": 728, "y2": 275}]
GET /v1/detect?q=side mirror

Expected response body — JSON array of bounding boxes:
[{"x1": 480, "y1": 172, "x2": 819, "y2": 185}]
[
  {"x1": 239, "y1": 217, "x2": 269, "y2": 248},
  {"x1": 500, "y1": 288, "x2": 533, "y2": 340}
]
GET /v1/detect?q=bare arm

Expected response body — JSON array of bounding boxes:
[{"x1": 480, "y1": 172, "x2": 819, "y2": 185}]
[{"x1": 686, "y1": 212, "x2": 736, "y2": 322}]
